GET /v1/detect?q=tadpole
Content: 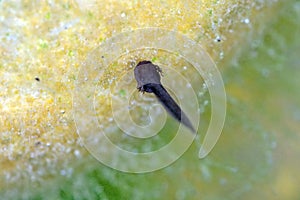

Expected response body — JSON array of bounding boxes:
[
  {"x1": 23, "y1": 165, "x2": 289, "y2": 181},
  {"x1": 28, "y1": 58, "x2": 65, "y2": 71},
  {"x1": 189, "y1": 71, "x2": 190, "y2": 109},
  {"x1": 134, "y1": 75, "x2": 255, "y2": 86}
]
[{"x1": 134, "y1": 60, "x2": 196, "y2": 133}]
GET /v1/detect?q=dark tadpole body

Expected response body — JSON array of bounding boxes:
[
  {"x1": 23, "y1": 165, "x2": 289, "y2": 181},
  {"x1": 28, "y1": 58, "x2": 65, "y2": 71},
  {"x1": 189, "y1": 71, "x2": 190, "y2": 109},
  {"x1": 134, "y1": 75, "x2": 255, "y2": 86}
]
[{"x1": 134, "y1": 60, "x2": 196, "y2": 133}]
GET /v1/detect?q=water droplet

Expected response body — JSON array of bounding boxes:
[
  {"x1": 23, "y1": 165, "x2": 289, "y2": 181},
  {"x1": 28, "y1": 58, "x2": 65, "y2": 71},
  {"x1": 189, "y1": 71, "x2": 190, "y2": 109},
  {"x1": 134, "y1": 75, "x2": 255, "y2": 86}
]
[
  {"x1": 203, "y1": 100, "x2": 209, "y2": 106},
  {"x1": 219, "y1": 178, "x2": 227, "y2": 185},
  {"x1": 60, "y1": 169, "x2": 66, "y2": 176},
  {"x1": 261, "y1": 68, "x2": 270, "y2": 77},
  {"x1": 219, "y1": 51, "x2": 224, "y2": 59},
  {"x1": 74, "y1": 150, "x2": 81, "y2": 157},
  {"x1": 120, "y1": 12, "x2": 126, "y2": 18},
  {"x1": 244, "y1": 18, "x2": 250, "y2": 24}
]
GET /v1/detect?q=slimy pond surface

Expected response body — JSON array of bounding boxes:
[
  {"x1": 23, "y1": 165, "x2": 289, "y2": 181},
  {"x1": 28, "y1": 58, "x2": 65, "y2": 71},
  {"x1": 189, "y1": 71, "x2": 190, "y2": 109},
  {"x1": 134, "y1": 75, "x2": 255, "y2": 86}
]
[{"x1": 0, "y1": 0, "x2": 299, "y2": 199}]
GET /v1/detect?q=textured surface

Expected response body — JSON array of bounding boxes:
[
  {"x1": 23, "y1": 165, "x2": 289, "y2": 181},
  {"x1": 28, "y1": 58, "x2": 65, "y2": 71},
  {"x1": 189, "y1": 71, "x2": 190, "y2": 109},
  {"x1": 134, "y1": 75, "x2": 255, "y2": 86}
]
[{"x1": 0, "y1": 0, "x2": 299, "y2": 199}]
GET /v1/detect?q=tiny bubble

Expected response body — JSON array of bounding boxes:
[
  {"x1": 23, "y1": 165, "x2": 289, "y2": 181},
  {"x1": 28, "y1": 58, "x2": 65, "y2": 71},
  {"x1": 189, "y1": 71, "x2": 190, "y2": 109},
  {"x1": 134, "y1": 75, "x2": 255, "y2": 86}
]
[
  {"x1": 121, "y1": 12, "x2": 126, "y2": 18},
  {"x1": 244, "y1": 18, "x2": 250, "y2": 24},
  {"x1": 74, "y1": 150, "x2": 81, "y2": 157},
  {"x1": 204, "y1": 100, "x2": 209, "y2": 105},
  {"x1": 60, "y1": 170, "x2": 66, "y2": 176},
  {"x1": 220, "y1": 51, "x2": 224, "y2": 59},
  {"x1": 261, "y1": 68, "x2": 270, "y2": 77},
  {"x1": 271, "y1": 141, "x2": 277, "y2": 148},
  {"x1": 219, "y1": 178, "x2": 227, "y2": 185}
]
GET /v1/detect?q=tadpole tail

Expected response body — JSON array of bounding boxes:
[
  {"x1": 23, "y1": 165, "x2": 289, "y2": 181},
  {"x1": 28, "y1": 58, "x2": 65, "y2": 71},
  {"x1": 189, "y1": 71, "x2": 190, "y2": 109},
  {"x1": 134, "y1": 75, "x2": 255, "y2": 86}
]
[{"x1": 151, "y1": 84, "x2": 196, "y2": 133}]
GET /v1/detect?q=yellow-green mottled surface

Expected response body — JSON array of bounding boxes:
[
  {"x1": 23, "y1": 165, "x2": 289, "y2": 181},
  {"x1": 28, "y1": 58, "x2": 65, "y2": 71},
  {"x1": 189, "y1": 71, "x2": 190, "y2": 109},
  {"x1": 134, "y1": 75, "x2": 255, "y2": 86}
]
[{"x1": 0, "y1": 0, "x2": 300, "y2": 199}]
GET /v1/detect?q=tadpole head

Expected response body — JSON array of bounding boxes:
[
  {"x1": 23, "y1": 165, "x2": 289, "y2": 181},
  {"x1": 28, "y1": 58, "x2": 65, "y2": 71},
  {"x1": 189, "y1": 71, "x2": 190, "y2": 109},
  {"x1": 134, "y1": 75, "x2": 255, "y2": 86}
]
[
  {"x1": 134, "y1": 60, "x2": 162, "y2": 93},
  {"x1": 137, "y1": 60, "x2": 152, "y2": 66}
]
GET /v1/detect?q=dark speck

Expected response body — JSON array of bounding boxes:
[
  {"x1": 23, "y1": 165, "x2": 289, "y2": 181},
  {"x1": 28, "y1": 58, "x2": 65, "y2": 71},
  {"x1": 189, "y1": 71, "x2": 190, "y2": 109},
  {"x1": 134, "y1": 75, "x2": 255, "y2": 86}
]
[
  {"x1": 35, "y1": 141, "x2": 41, "y2": 146},
  {"x1": 35, "y1": 77, "x2": 40, "y2": 82}
]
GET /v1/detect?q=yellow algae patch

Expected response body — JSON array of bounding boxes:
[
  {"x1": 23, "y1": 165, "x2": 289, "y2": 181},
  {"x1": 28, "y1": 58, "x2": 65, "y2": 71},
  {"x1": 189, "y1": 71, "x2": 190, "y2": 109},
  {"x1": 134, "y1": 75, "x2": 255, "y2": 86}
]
[
  {"x1": 0, "y1": 0, "x2": 282, "y2": 189},
  {"x1": 273, "y1": 167, "x2": 300, "y2": 200}
]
